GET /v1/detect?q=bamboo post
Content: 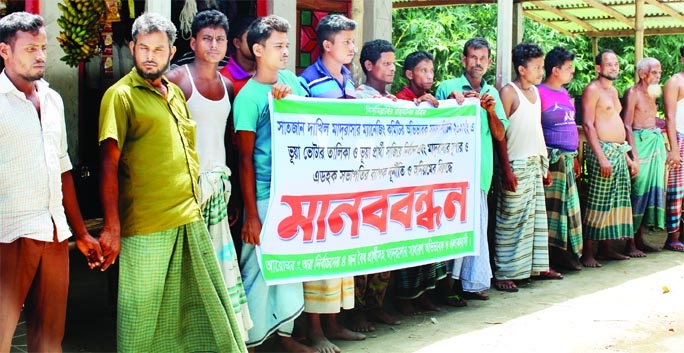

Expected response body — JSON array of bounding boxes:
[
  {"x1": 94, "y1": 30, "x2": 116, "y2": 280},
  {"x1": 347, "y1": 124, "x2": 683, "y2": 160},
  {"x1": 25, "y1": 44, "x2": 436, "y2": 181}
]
[
  {"x1": 351, "y1": 0, "x2": 364, "y2": 86},
  {"x1": 635, "y1": 0, "x2": 645, "y2": 81}
]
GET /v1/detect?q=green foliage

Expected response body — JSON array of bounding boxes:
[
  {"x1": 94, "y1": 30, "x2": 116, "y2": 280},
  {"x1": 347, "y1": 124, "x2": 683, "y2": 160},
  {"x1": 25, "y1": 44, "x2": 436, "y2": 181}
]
[
  {"x1": 391, "y1": 5, "x2": 498, "y2": 93},
  {"x1": 393, "y1": 5, "x2": 684, "y2": 99}
]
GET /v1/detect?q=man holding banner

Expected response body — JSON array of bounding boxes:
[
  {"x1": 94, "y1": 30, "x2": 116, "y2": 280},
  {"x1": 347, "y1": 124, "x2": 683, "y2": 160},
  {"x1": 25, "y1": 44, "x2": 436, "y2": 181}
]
[
  {"x1": 298, "y1": 14, "x2": 366, "y2": 353},
  {"x1": 233, "y1": 16, "x2": 314, "y2": 353},
  {"x1": 435, "y1": 37, "x2": 508, "y2": 299}
]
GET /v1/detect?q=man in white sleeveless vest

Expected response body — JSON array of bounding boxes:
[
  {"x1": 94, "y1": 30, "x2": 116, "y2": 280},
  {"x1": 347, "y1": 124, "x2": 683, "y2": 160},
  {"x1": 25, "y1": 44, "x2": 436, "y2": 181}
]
[
  {"x1": 494, "y1": 43, "x2": 553, "y2": 292},
  {"x1": 165, "y1": 9, "x2": 253, "y2": 341}
]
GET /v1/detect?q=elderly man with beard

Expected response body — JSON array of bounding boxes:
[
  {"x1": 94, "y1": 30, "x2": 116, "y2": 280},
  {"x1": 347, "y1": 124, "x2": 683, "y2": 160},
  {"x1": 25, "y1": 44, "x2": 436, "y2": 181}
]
[
  {"x1": 581, "y1": 49, "x2": 639, "y2": 268},
  {"x1": 98, "y1": 12, "x2": 246, "y2": 352},
  {"x1": 622, "y1": 57, "x2": 666, "y2": 257}
]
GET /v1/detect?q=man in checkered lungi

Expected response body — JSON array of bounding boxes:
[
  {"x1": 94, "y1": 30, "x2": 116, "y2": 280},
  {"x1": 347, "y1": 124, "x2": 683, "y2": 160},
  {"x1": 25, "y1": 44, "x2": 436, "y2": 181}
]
[
  {"x1": 663, "y1": 44, "x2": 684, "y2": 253},
  {"x1": 580, "y1": 49, "x2": 638, "y2": 268}
]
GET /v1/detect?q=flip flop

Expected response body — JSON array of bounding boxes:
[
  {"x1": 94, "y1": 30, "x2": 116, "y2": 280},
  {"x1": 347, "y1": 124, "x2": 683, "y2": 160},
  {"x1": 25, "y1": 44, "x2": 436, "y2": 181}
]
[
  {"x1": 664, "y1": 241, "x2": 684, "y2": 252},
  {"x1": 442, "y1": 294, "x2": 468, "y2": 307}
]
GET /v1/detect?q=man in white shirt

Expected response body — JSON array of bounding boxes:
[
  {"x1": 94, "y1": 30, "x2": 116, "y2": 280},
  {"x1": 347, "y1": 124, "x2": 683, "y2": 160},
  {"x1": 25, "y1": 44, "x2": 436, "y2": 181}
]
[{"x1": 0, "y1": 12, "x2": 102, "y2": 352}]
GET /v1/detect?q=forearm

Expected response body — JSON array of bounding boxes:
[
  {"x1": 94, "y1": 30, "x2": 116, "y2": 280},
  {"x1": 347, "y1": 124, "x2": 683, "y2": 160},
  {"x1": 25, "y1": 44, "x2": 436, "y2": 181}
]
[
  {"x1": 239, "y1": 156, "x2": 259, "y2": 219},
  {"x1": 61, "y1": 171, "x2": 88, "y2": 238},
  {"x1": 624, "y1": 125, "x2": 639, "y2": 160},
  {"x1": 495, "y1": 138, "x2": 511, "y2": 168},
  {"x1": 487, "y1": 109, "x2": 505, "y2": 141},
  {"x1": 100, "y1": 160, "x2": 120, "y2": 233},
  {"x1": 667, "y1": 117, "x2": 678, "y2": 151}
]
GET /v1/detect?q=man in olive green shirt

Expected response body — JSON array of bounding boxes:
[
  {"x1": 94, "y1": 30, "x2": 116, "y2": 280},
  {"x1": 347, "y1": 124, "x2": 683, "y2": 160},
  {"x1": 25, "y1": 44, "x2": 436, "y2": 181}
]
[{"x1": 97, "y1": 13, "x2": 246, "y2": 353}]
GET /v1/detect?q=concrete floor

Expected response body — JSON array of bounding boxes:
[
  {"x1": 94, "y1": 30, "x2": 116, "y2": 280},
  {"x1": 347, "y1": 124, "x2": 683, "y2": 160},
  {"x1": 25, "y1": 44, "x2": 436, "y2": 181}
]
[{"x1": 10, "y1": 230, "x2": 684, "y2": 353}]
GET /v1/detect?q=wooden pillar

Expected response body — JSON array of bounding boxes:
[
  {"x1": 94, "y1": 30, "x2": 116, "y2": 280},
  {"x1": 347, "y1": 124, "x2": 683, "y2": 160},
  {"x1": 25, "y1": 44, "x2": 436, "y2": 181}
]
[
  {"x1": 496, "y1": 0, "x2": 513, "y2": 89},
  {"x1": 635, "y1": 0, "x2": 644, "y2": 81},
  {"x1": 26, "y1": 0, "x2": 39, "y2": 14},
  {"x1": 145, "y1": 1, "x2": 171, "y2": 18},
  {"x1": 592, "y1": 37, "x2": 598, "y2": 60},
  {"x1": 351, "y1": 0, "x2": 364, "y2": 86}
]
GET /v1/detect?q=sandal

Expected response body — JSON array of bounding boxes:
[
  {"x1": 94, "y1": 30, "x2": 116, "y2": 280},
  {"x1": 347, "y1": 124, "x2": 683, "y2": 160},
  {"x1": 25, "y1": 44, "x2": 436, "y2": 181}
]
[
  {"x1": 461, "y1": 291, "x2": 489, "y2": 301},
  {"x1": 533, "y1": 269, "x2": 564, "y2": 280},
  {"x1": 664, "y1": 241, "x2": 684, "y2": 252},
  {"x1": 494, "y1": 280, "x2": 519, "y2": 292},
  {"x1": 442, "y1": 294, "x2": 468, "y2": 307}
]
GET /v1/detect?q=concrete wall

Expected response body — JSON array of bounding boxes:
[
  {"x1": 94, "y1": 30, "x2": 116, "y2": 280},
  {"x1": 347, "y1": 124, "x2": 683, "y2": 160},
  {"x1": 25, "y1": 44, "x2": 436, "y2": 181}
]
[
  {"x1": 267, "y1": 0, "x2": 298, "y2": 72},
  {"x1": 41, "y1": 0, "x2": 80, "y2": 164},
  {"x1": 38, "y1": 0, "x2": 394, "y2": 164},
  {"x1": 362, "y1": 0, "x2": 392, "y2": 43}
]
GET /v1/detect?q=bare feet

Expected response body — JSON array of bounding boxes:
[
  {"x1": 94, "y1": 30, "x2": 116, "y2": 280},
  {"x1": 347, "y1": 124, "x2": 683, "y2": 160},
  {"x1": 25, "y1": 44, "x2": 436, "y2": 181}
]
[
  {"x1": 550, "y1": 247, "x2": 582, "y2": 271},
  {"x1": 349, "y1": 309, "x2": 375, "y2": 333},
  {"x1": 396, "y1": 298, "x2": 420, "y2": 316},
  {"x1": 415, "y1": 293, "x2": 441, "y2": 312},
  {"x1": 308, "y1": 332, "x2": 341, "y2": 353},
  {"x1": 324, "y1": 320, "x2": 366, "y2": 341},
  {"x1": 597, "y1": 247, "x2": 630, "y2": 261},
  {"x1": 366, "y1": 308, "x2": 401, "y2": 325},
  {"x1": 624, "y1": 243, "x2": 647, "y2": 258},
  {"x1": 580, "y1": 255, "x2": 602, "y2": 268},
  {"x1": 636, "y1": 242, "x2": 661, "y2": 253},
  {"x1": 280, "y1": 336, "x2": 317, "y2": 353}
]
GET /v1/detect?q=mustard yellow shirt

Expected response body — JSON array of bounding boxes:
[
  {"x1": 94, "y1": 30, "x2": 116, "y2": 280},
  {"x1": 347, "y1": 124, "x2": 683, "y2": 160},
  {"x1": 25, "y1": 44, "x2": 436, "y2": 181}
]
[{"x1": 98, "y1": 68, "x2": 202, "y2": 236}]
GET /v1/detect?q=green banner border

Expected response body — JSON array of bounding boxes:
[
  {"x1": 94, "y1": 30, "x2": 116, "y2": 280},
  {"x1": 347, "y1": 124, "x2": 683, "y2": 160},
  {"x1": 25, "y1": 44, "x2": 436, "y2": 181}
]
[{"x1": 261, "y1": 231, "x2": 475, "y2": 281}]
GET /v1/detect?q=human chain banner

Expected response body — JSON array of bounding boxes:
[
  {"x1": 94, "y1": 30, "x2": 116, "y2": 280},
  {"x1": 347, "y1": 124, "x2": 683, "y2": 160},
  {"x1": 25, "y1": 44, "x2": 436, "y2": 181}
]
[{"x1": 258, "y1": 95, "x2": 482, "y2": 284}]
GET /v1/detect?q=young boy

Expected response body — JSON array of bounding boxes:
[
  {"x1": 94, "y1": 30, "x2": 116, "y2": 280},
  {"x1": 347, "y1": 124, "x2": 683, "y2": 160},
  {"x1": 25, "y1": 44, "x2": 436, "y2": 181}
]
[
  {"x1": 233, "y1": 15, "x2": 315, "y2": 353},
  {"x1": 297, "y1": 13, "x2": 367, "y2": 353},
  {"x1": 494, "y1": 43, "x2": 553, "y2": 292},
  {"x1": 393, "y1": 50, "x2": 450, "y2": 314}
]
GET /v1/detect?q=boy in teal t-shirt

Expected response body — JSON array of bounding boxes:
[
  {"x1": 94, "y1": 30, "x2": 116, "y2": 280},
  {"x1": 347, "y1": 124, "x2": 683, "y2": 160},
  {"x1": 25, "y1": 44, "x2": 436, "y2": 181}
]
[{"x1": 232, "y1": 15, "x2": 313, "y2": 352}]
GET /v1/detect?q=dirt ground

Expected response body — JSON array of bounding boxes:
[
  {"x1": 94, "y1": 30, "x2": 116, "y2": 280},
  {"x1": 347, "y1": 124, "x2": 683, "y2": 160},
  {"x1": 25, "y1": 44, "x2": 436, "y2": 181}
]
[
  {"x1": 331, "y1": 230, "x2": 684, "y2": 353},
  {"x1": 11, "y1": 230, "x2": 684, "y2": 353}
]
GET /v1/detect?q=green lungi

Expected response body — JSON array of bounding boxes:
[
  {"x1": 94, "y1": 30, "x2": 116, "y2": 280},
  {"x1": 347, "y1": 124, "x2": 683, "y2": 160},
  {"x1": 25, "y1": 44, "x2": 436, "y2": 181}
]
[
  {"x1": 545, "y1": 149, "x2": 582, "y2": 257},
  {"x1": 118, "y1": 221, "x2": 247, "y2": 353},
  {"x1": 495, "y1": 156, "x2": 550, "y2": 280},
  {"x1": 583, "y1": 141, "x2": 634, "y2": 241},
  {"x1": 631, "y1": 128, "x2": 666, "y2": 230}
]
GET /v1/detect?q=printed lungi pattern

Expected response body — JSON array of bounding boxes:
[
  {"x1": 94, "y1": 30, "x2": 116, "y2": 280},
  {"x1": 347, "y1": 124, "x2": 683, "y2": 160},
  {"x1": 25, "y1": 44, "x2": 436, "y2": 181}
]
[{"x1": 354, "y1": 272, "x2": 391, "y2": 310}]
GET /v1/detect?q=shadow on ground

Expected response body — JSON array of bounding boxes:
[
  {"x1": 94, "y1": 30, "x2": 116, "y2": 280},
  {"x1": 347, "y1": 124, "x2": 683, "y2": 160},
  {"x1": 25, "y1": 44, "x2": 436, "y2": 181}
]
[{"x1": 10, "y1": 230, "x2": 684, "y2": 353}]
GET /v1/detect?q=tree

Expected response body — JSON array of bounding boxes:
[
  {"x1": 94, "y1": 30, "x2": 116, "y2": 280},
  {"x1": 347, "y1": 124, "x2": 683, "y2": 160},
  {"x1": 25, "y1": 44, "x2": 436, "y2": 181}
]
[{"x1": 392, "y1": 4, "x2": 684, "y2": 101}]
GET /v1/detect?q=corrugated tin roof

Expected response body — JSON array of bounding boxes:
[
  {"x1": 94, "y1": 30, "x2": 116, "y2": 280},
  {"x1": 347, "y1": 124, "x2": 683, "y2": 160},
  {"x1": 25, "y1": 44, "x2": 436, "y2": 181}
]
[{"x1": 393, "y1": 0, "x2": 684, "y2": 37}]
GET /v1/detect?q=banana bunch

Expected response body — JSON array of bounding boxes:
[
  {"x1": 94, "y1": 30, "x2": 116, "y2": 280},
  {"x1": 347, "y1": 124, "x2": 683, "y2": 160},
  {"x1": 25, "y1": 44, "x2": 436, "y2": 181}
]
[{"x1": 56, "y1": 0, "x2": 105, "y2": 67}]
